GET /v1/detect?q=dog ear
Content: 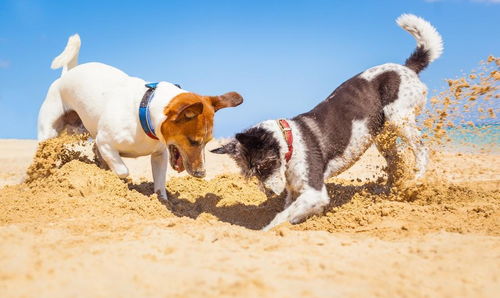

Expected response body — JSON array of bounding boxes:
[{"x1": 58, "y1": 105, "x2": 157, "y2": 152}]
[
  {"x1": 209, "y1": 92, "x2": 243, "y2": 112},
  {"x1": 210, "y1": 140, "x2": 237, "y2": 155},
  {"x1": 167, "y1": 102, "x2": 204, "y2": 122},
  {"x1": 235, "y1": 132, "x2": 262, "y2": 148}
]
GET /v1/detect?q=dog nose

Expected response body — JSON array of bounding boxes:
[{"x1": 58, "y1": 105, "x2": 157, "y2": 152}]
[{"x1": 192, "y1": 170, "x2": 206, "y2": 178}]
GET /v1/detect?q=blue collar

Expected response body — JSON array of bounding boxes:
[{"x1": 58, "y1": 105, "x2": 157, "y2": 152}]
[
  {"x1": 139, "y1": 82, "x2": 160, "y2": 140},
  {"x1": 139, "y1": 82, "x2": 182, "y2": 140}
]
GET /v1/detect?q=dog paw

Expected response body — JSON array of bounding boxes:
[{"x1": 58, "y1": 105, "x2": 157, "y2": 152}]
[
  {"x1": 155, "y1": 189, "x2": 168, "y2": 201},
  {"x1": 117, "y1": 171, "x2": 129, "y2": 179}
]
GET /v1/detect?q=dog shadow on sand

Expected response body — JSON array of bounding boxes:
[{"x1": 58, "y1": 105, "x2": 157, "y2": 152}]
[{"x1": 128, "y1": 181, "x2": 389, "y2": 230}]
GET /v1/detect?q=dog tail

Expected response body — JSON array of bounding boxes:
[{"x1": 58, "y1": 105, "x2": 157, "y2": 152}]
[
  {"x1": 397, "y1": 14, "x2": 443, "y2": 74},
  {"x1": 50, "y1": 34, "x2": 81, "y2": 75}
]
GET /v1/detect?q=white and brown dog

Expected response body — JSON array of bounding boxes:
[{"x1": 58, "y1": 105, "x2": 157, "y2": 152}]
[
  {"x1": 38, "y1": 34, "x2": 243, "y2": 199},
  {"x1": 212, "y1": 14, "x2": 443, "y2": 230}
]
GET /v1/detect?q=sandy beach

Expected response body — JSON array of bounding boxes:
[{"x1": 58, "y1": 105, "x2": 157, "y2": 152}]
[
  {"x1": 0, "y1": 137, "x2": 498, "y2": 297},
  {"x1": 1, "y1": 0, "x2": 498, "y2": 295}
]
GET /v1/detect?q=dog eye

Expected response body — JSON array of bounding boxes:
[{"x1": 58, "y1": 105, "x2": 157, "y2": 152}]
[{"x1": 188, "y1": 138, "x2": 201, "y2": 146}]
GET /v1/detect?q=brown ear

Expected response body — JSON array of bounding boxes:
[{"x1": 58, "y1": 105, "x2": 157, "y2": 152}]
[
  {"x1": 209, "y1": 92, "x2": 243, "y2": 112},
  {"x1": 167, "y1": 102, "x2": 204, "y2": 122}
]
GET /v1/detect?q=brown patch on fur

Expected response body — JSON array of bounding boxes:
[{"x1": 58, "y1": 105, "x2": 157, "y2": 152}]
[{"x1": 161, "y1": 92, "x2": 243, "y2": 175}]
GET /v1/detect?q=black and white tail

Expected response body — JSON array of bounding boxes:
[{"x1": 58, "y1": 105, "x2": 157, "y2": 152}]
[
  {"x1": 397, "y1": 14, "x2": 443, "y2": 74},
  {"x1": 50, "y1": 34, "x2": 81, "y2": 75}
]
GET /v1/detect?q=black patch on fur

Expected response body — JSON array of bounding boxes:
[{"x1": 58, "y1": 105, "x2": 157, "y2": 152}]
[
  {"x1": 404, "y1": 46, "x2": 430, "y2": 74},
  {"x1": 233, "y1": 127, "x2": 281, "y2": 181},
  {"x1": 292, "y1": 71, "x2": 400, "y2": 190},
  {"x1": 372, "y1": 71, "x2": 401, "y2": 107}
]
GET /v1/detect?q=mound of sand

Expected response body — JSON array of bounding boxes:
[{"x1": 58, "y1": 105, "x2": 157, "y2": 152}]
[{"x1": 2, "y1": 133, "x2": 498, "y2": 238}]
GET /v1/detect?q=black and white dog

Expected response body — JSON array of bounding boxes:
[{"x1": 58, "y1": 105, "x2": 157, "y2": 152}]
[{"x1": 212, "y1": 14, "x2": 443, "y2": 231}]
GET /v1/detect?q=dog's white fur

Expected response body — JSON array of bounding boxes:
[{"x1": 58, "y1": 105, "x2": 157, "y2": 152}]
[
  {"x1": 396, "y1": 14, "x2": 443, "y2": 63},
  {"x1": 38, "y1": 34, "x2": 190, "y2": 199},
  {"x1": 260, "y1": 14, "x2": 442, "y2": 231}
]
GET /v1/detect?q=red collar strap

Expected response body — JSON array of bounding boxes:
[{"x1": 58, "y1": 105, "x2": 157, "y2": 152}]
[{"x1": 277, "y1": 119, "x2": 293, "y2": 162}]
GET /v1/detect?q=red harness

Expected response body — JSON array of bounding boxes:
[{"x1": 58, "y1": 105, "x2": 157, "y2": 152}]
[{"x1": 277, "y1": 119, "x2": 293, "y2": 162}]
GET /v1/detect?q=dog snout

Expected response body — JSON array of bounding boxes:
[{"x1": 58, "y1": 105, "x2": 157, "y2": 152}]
[{"x1": 192, "y1": 169, "x2": 206, "y2": 178}]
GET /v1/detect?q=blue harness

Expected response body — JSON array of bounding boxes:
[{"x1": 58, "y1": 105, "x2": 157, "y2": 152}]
[{"x1": 139, "y1": 82, "x2": 181, "y2": 140}]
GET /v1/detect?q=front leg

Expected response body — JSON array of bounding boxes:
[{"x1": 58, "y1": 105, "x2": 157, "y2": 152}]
[
  {"x1": 151, "y1": 150, "x2": 168, "y2": 200},
  {"x1": 95, "y1": 137, "x2": 129, "y2": 178},
  {"x1": 263, "y1": 186, "x2": 330, "y2": 231}
]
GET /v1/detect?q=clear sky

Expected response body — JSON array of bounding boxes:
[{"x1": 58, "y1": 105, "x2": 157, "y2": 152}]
[{"x1": 0, "y1": 0, "x2": 499, "y2": 139}]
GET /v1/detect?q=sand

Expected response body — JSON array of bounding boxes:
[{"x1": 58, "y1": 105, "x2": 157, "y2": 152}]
[
  {"x1": 1, "y1": 57, "x2": 499, "y2": 297},
  {"x1": 0, "y1": 136, "x2": 499, "y2": 297}
]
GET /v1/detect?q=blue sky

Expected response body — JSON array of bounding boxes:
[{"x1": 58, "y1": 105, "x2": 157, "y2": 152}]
[{"x1": 0, "y1": 0, "x2": 499, "y2": 139}]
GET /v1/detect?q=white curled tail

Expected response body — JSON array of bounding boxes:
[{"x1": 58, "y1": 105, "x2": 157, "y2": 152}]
[
  {"x1": 51, "y1": 34, "x2": 81, "y2": 75},
  {"x1": 396, "y1": 14, "x2": 443, "y2": 74}
]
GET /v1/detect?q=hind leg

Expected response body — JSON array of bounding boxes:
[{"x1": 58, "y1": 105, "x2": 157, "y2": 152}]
[
  {"x1": 37, "y1": 82, "x2": 66, "y2": 141},
  {"x1": 375, "y1": 124, "x2": 404, "y2": 185},
  {"x1": 95, "y1": 135, "x2": 129, "y2": 178},
  {"x1": 384, "y1": 114, "x2": 428, "y2": 180},
  {"x1": 399, "y1": 117, "x2": 428, "y2": 179},
  {"x1": 383, "y1": 78, "x2": 428, "y2": 180}
]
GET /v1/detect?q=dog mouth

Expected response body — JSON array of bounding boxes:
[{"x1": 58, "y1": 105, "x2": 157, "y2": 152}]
[{"x1": 168, "y1": 145, "x2": 185, "y2": 173}]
